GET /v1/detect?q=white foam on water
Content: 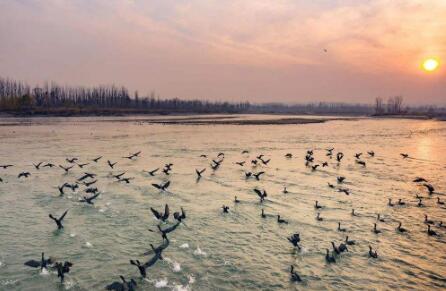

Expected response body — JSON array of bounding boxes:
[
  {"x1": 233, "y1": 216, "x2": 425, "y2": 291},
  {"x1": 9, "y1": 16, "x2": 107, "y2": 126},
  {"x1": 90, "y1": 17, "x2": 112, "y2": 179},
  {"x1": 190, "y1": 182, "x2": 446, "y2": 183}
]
[
  {"x1": 85, "y1": 242, "x2": 93, "y2": 248},
  {"x1": 179, "y1": 243, "x2": 189, "y2": 249},
  {"x1": 154, "y1": 278, "x2": 168, "y2": 288},
  {"x1": 172, "y1": 261, "x2": 181, "y2": 272},
  {"x1": 188, "y1": 275, "x2": 195, "y2": 284},
  {"x1": 193, "y1": 246, "x2": 206, "y2": 257},
  {"x1": 70, "y1": 233, "x2": 76, "y2": 237},
  {"x1": 106, "y1": 202, "x2": 111, "y2": 206},
  {"x1": 173, "y1": 284, "x2": 190, "y2": 291},
  {"x1": 99, "y1": 208, "x2": 106, "y2": 213},
  {"x1": 40, "y1": 268, "x2": 50, "y2": 276},
  {"x1": 0, "y1": 261, "x2": 3, "y2": 268}
]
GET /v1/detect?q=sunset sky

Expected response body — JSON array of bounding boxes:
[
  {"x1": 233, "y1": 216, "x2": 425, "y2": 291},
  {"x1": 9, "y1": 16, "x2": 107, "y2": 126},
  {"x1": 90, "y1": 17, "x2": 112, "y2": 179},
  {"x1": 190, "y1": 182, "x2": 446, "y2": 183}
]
[{"x1": 0, "y1": 0, "x2": 445, "y2": 105}]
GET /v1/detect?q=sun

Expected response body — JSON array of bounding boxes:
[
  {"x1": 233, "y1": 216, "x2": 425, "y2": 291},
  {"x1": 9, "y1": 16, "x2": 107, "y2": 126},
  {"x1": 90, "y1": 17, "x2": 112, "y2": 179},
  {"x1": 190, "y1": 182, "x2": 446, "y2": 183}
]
[{"x1": 422, "y1": 58, "x2": 440, "y2": 72}]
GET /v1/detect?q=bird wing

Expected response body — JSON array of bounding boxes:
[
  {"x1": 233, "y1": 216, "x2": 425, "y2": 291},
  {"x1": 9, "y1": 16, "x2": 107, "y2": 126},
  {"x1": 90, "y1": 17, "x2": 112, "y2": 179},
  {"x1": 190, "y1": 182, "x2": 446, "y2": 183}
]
[
  {"x1": 152, "y1": 183, "x2": 161, "y2": 189},
  {"x1": 106, "y1": 282, "x2": 124, "y2": 291},
  {"x1": 163, "y1": 204, "x2": 170, "y2": 220},
  {"x1": 59, "y1": 210, "x2": 69, "y2": 221},
  {"x1": 254, "y1": 189, "x2": 262, "y2": 197},
  {"x1": 162, "y1": 181, "x2": 170, "y2": 189},
  {"x1": 150, "y1": 208, "x2": 161, "y2": 219}
]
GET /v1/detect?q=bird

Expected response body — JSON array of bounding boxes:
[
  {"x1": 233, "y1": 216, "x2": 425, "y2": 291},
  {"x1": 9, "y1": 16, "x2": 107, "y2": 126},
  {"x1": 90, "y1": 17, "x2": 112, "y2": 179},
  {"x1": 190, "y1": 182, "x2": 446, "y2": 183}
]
[
  {"x1": 322, "y1": 162, "x2": 328, "y2": 167},
  {"x1": 337, "y1": 222, "x2": 346, "y2": 232},
  {"x1": 338, "y1": 188, "x2": 350, "y2": 195},
  {"x1": 327, "y1": 182, "x2": 335, "y2": 188},
  {"x1": 77, "y1": 162, "x2": 89, "y2": 168},
  {"x1": 423, "y1": 183, "x2": 435, "y2": 194},
  {"x1": 78, "y1": 172, "x2": 96, "y2": 181},
  {"x1": 372, "y1": 223, "x2": 381, "y2": 234},
  {"x1": 0, "y1": 164, "x2": 13, "y2": 169},
  {"x1": 311, "y1": 164, "x2": 320, "y2": 171},
  {"x1": 66, "y1": 158, "x2": 78, "y2": 163},
  {"x1": 396, "y1": 222, "x2": 407, "y2": 233},
  {"x1": 417, "y1": 198, "x2": 424, "y2": 207},
  {"x1": 79, "y1": 193, "x2": 100, "y2": 205},
  {"x1": 49, "y1": 210, "x2": 68, "y2": 230},
  {"x1": 354, "y1": 153, "x2": 362, "y2": 159},
  {"x1": 437, "y1": 197, "x2": 445, "y2": 205},
  {"x1": 316, "y1": 213, "x2": 323, "y2": 221},
  {"x1": 85, "y1": 187, "x2": 98, "y2": 194},
  {"x1": 261, "y1": 209, "x2": 266, "y2": 218},
  {"x1": 427, "y1": 225, "x2": 437, "y2": 236},
  {"x1": 253, "y1": 171, "x2": 265, "y2": 180},
  {"x1": 351, "y1": 209, "x2": 357, "y2": 216},
  {"x1": 345, "y1": 236, "x2": 355, "y2": 245},
  {"x1": 287, "y1": 233, "x2": 301, "y2": 248},
  {"x1": 377, "y1": 214, "x2": 385, "y2": 222},
  {"x1": 241, "y1": 150, "x2": 249, "y2": 154},
  {"x1": 254, "y1": 189, "x2": 267, "y2": 203},
  {"x1": 388, "y1": 198, "x2": 394, "y2": 207},
  {"x1": 129, "y1": 260, "x2": 147, "y2": 278},
  {"x1": 92, "y1": 156, "x2": 102, "y2": 163},
  {"x1": 369, "y1": 246, "x2": 378, "y2": 258},
  {"x1": 43, "y1": 163, "x2": 55, "y2": 168},
  {"x1": 222, "y1": 205, "x2": 229, "y2": 213},
  {"x1": 277, "y1": 215, "x2": 288, "y2": 224},
  {"x1": 283, "y1": 186, "x2": 288, "y2": 194},
  {"x1": 118, "y1": 177, "x2": 134, "y2": 184},
  {"x1": 55, "y1": 261, "x2": 73, "y2": 283},
  {"x1": 106, "y1": 276, "x2": 137, "y2": 291},
  {"x1": 397, "y1": 199, "x2": 405, "y2": 206},
  {"x1": 314, "y1": 201, "x2": 322, "y2": 209},
  {"x1": 24, "y1": 252, "x2": 53, "y2": 270},
  {"x1": 424, "y1": 214, "x2": 434, "y2": 225},
  {"x1": 337, "y1": 176, "x2": 346, "y2": 183},
  {"x1": 325, "y1": 249, "x2": 336, "y2": 263},
  {"x1": 107, "y1": 160, "x2": 117, "y2": 169},
  {"x1": 173, "y1": 207, "x2": 186, "y2": 222},
  {"x1": 18, "y1": 172, "x2": 31, "y2": 178},
  {"x1": 113, "y1": 172, "x2": 126, "y2": 180},
  {"x1": 123, "y1": 151, "x2": 141, "y2": 160},
  {"x1": 289, "y1": 265, "x2": 302, "y2": 282},
  {"x1": 356, "y1": 160, "x2": 366, "y2": 166},
  {"x1": 83, "y1": 179, "x2": 97, "y2": 187},
  {"x1": 259, "y1": 158, "x2": 270, "y2": 165},
  {"x1": 235, "y1": 161, "x2": 245, "y2": 166},
  {"x1": 336, "y1": 152, "x2": 344, "y2": 162},
  {"x1": 400, "y1": 153, "x2": 409, "y2": 158},
  {"x1": 150, "y1": 204, "x2": 169, "y2": 221},
  {"x1": 413, "y1": 177, "x2": 428, "y2": 183},
  {"x1": 59, "y1": 165, "x2": 74, "y2": 173},
  {"x1": 331, "y1": 242, "x2": 340, "y2": 254},
  {"x1": 152, "y1": 181, "x2": 170, "y2": 191},
  {"x1": 285, "y1": 153, "x2": 293, "y2": 158},
  {"x1": 146, "y1": 168, "x2": 159, "y2": 176},
  {"x1": 234, "y1": 196, "x2": 240, "y2": 203},
  {"x1": 367, "y1": 151, "x2": 375, "y2": 157},
  {"x1": 196, "y1": 168, "x2": 206, "y2": 178}
]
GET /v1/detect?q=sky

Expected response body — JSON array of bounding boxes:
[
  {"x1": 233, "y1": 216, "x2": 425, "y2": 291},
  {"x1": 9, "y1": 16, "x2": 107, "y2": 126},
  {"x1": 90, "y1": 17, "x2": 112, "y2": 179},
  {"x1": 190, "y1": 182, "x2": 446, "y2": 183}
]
[{"x1": 0, "y1": 0, "x2": 445, "y2": 105}]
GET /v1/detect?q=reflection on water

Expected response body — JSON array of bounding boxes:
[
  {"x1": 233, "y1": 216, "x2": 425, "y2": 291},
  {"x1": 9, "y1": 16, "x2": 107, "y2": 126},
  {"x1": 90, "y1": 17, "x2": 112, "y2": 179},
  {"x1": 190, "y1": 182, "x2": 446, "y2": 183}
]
[{"x1": 0, "y1": 116, "x2": 445, "y2": 290}]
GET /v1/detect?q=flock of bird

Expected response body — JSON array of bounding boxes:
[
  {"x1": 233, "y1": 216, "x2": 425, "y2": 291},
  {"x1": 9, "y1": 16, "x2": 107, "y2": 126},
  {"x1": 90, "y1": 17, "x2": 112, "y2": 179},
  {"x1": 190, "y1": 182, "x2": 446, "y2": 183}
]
[{"x1": 0, "y1": 146, "x2": 444, "y2": 289}]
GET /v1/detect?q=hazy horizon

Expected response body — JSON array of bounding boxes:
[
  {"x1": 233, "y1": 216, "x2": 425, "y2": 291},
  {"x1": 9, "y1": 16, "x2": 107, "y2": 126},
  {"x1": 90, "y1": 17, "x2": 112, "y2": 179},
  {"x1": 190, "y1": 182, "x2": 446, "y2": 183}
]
[{"x1": 1, "y1": 0, "x2": 445, "y2": 105}]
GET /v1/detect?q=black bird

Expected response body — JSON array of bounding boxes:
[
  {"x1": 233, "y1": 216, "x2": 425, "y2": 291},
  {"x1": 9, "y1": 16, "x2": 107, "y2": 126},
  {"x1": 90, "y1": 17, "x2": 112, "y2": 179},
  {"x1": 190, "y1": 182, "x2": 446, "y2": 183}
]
[
  {"x1": 58, "y1": 184, "x2": 66, "y2": 196},
  {"x1": 277, "y1": 215, "x2": 288, "y2": 224},
  {"x1": 196, "y1": 168, "x2": 206, "y2": 178},
  {"x1": 123, "y1": 151, "x2": 141, "y2": 160},
  {"x1": 336, "y1": 152, "x2": 344, "y2": 162},
  {"x1": 162, "y1": 168, "x2": 171, "y2": 175},
  {"x1": 156, "y1": 222, "x2": 180, "y2": 237},
  {"x1": 152, "y1": 181, "x2": 170, "y2": 191},
  {"x1": 325, "y1": 249, "x2": 336, "y2": 263},
  {"x1": 241, "y1": 150, "x2": 249, "y2": 154},
  {"x1": 92, "y1": 156, "x2": 103, "y2": 163},
  {"x1": 356, "y1": 160, "x2": 366, "y2": 166},
  {"x1": 113, "y1": 172, "x2": 126, "y2": 180},
  {"x1": 400, "y1": 153, "x2": 409, "y2": 158},
  {"x1": 331, "y1": 242, "x2": 340, "y2": 254},
  {"x1": 314, "y1": 201, "x2": 322, "y2": 209},
  {"x1": 337, "y1": 222, "x2": 346, "y2": 232},
  {"x1": 322, "y1": 162, "x2": 329, "y2": 167},
  {"x1": 79, "y1": 193, "x2": 100, "y2": 205},
  {"x1": 253, "y1": 171, "x2": 265, "y2": 180},
  {"x1": 345, "y1": 236, "x2": 355, "y2": 245},
  {"x1": 351, "y1": 209, "x2": 357, "y2": 216},
  {"x1": 338, "y1": 188, "x2": 350, "y2": 195},
  {"x1": 283, "y1": 186, "x2": 288, "y2": 194},
  {"x1": 129, "y1": 260, "x2": 146, "y2": 278},
  {"x1": 327, "y1": 182, "x2": 335, "y2": 188},
  {"x1": 217, "y1": 152, "x2": 225, "y2": 158},
  {"x1": 85, "y1": 187, "x2": 98, "y2": 194},
  {"x1": 142, "y1": 238, "x2": 170, "y2": 256},
  {"x1": 235, "y1": 161, "x2": 245, "y2": 166},
  {"x1": 372, "y1": 223, "x2": 381, "y2": 234},
  {"x1": 288, "y1": 233, "x2": 301, "y2": 248},
  {"x1": 427, "y1": 225, "x2": 438, "y2": 236},
  {"x1": 337, "y1": 176, "x2": 346, "y2": 183},
  {"x1": 285, "y1": 153, "x2": 293, "y2": 158},
  {"x1": 222, "y1": 205, "x2": 229, "y2": 213},
  {"x1": 413, "y1": 177, "x2": 428, "y2": 183},
  {"x1": 289, "y1": 265, "x2": 302, "y2": 282},
  {"x1": 388, "y1": 198, "x2": 394, "y2": 207},
  {"x1": 77, "y1": 162, "x2": 89, "y2": 168},
  {"x1": 0, "y1": 164, "x2": 13, "y2": 169},
  {"x1": 311, "y1": 164, "x2": 319, "y2": 171},
  {"x1": 367, "y1": 151, "x2": 375, "y2": 157},
  {"x1": 260, "y1": 158, "x2": 270, "y2": 165},
  {"x1": 146, "y1": 168, "x2": 159, "y2": 176},
  {"x1": 354, "y1": 153, "x2": 362, "y2": 159},
  {"x1": 199, "y1": 154, "x2": 207, "y2": 158},
  {"x1": 251, "y1": 159, "x2": 258, "y2": 166},
  {"x1": 424, "y1": 214, "x2": 434, "y2": 225},
  {"x1": 173, "y1": 207, "x2": 186, "y2": 222},
  {"x1": 316, "y1": 213, "x2": 323, "y2": 221},
  {"x1": 338, "y1": 242, "x2": 348, "y2": 253},
  {"x1": 244, "y1": 172, "x2": 252, "y2": 178},
  {"x1": 234, "y1": 196, "x2": 241, "y2": 203},
  {"x1": 59, "y1": 165, "x2": 74, "y2": 173},
  {"x1": 164, "y1": 163, "x2": 173, "y2": 170},
  {"x1": 78, "y1": 172, "x2": 96, "y2": 181},
  {"x1": 397, "y1": 199, "x2": 405, "y2": 206},
  {"x1": 437, "y1": 197, "x2": 445, "y2": 205},
  {"x1": 118, "y1": 177, "x2": 134, "y2": 184},
  {"x1": 423, "y1": 183, "x2": 435, "y2": 194},
  {"x1": 107, "y1": 160, "x2": 117, "y2": 169},
  {"x1": 43, "y1": 163, "x2": 55, "y2": 168},
  {"x1": 417, "y1": 198, "x2": 424, "y2": 207},
  {"x1": 254, "y1": 189, "x2": 267, "y2": 203},
  {"x1": 261, "y1": 209, "x2": 266, "y2": 218},
  {"x1": 24, "y1": 252, "x2": 53, "y2": 270},
  {"x1": 66, "y1": 158, "x2": 78, "y2": 163},
  {"x1": 377, "y1": 214, "x2": 385, "y2": 222},
  {"x1": 83, "y1": 179, "x2": 97, "y2": 187},
  {"x1": 396, "y1": 222, "x2": 407, "y2": 233},
  {"x1": 49, "y1": 210, "x2": 68, "y2": 230},
  {"x1": 369, "y1": 246, "x2": 378, "y2": 258},
  {"x1": 55, "y1": 261, "x2": 73, "y2": 283},
  {"x1": 151, "y1": 204, "x2": 169, "y2": 221},
  {"x1": 106, "y1": 276, "x2": 137, "y2": 291},
  {"x1": 18, "y1": 172, "x2": 31, "y2": 178}
]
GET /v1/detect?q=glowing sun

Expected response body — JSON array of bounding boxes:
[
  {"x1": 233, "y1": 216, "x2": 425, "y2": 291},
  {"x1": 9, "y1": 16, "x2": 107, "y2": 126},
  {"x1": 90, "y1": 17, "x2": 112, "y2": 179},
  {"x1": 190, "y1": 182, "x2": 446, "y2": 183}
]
[{"x1": 422, "y1": 58, "x2": 439, "y2": 72}]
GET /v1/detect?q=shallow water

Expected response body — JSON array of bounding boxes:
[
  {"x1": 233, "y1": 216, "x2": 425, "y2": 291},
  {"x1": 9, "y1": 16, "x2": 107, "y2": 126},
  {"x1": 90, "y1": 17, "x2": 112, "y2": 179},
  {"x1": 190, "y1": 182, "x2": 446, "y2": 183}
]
[{"x1": 0, "y1": 116, "x2": 445, "y2": 290}]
